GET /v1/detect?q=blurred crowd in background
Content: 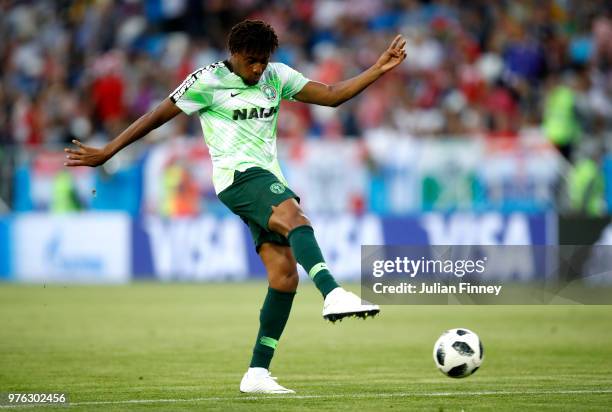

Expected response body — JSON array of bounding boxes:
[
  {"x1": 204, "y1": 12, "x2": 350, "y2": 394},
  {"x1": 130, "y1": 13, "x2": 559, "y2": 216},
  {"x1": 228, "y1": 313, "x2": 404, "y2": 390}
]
[
  {"x1": 2, "y1": 0, "x2": 611, "y2": 147},
  {"x1": 1, "y1": 0, "x2": 612, "y2": 215}
]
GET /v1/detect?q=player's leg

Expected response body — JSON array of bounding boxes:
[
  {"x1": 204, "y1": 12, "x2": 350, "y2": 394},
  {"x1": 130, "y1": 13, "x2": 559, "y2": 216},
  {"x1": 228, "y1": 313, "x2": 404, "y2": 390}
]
[
  {"x1": 260, "y1": 242, "x2": 299, "y2": 291},
  {"x1": 240, "y1": 242, "x2": 297, "y2": 394},
  {"x1": 268, "y1": 198, "x2": 339, "y2": 297},
  {"x1": 268, "y1": 198, "x2": 379, "y2": 322},
  {"x1": 218, "y1": 167, "x2": 377, "y2": 322},
  {"x1": 250, "y1": 242, "x2": 298, "y2": 369}
]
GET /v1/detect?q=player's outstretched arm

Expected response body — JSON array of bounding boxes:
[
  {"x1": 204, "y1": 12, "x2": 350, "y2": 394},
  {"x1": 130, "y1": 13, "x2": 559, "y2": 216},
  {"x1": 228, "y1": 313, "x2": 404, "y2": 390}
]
[
  {"x1": 294, "y1": 34, "x2": 406, "y2": 107},
  {"x1": 64, "y1": 98, "x2": 182, "y2": 167}
]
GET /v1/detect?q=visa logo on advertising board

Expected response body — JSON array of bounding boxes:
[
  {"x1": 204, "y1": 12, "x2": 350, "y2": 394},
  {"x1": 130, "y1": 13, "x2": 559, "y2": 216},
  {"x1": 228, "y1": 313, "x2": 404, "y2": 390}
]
[
  {"x1": 133, "y1": 214, "x2": 383, "y2": 281},
  {"x1": 13, "y1": 213, "x2": 131, "y2": 283},
  {"x1": 420, "y1": 213, "x2": 550, "y2": 281},
  {"x1": 144, "y1": 216, "x2": 248, "y2": 281},
  {"x1": 421, "y1": 213, "x2": 537, "y2": 245},
  {"x1": 133, "y1": 212, "x2": 548, "y2": 282}
]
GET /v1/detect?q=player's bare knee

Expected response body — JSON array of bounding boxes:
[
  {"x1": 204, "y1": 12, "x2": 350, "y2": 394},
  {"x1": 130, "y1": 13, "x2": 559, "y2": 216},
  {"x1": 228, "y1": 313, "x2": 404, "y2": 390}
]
[
  {"x1": 284, "y1": 212, "x2": 310, "y2": 233},
  {"x1": 269, "y1": 206, "x2": 310, "y2": 236},
  {"x1": 269, "y1": 270, "x2": 298, "y2": 292},
  {"x1": 284, "y1": 271, "x2": 299, "y2": 291},
  {"x1": 268, "y1": 209, "x2": 310, "y2": 237}
]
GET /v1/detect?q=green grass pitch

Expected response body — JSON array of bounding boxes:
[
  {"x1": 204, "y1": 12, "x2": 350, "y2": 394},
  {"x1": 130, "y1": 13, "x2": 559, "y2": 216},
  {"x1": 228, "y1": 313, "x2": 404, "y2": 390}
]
[{"x1": 1, "y1": 282, "x2": 611, "y2": 411}]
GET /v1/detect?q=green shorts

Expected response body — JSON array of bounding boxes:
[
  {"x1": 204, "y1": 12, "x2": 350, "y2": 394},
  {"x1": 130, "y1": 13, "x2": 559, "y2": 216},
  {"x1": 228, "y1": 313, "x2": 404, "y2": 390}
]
[{"x1": 218, "y1": 167, "x2": 299, "y2": 252}]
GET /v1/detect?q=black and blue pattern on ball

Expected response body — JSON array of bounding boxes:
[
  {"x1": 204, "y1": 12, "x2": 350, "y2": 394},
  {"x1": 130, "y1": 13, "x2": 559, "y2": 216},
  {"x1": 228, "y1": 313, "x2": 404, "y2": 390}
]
[
  {"x1": 447, "y1": 363, "x2": 468, "y2": 378},
  {"x1": 436, "y1": 345, "x2": 446, "y2": 366},
  {"x1": 452, "y1": 341, "x2": 475, "y2": 356}
]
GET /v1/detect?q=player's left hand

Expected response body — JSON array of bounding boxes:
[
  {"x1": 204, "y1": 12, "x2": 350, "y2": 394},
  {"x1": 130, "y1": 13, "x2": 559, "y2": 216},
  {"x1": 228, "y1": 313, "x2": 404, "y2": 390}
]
[{"x1": 375, "y1": 34, "x2": 407, "y2": 73}]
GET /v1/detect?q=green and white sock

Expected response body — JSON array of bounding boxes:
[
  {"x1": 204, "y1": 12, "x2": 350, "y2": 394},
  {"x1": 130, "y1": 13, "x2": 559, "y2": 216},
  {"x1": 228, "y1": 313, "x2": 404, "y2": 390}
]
[
  {"x1": 288, "y1": 225, "x2": 340, "y2": 298},
  {"x1": 249, "y1": 287, "x2": 295, "y2": 369}
]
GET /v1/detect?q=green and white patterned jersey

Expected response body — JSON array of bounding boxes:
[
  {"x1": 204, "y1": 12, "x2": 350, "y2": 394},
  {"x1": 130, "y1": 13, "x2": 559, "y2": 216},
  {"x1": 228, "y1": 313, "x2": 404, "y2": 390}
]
[{"x1": 169, "y1": 61, "x2": 309, "y2": 193}]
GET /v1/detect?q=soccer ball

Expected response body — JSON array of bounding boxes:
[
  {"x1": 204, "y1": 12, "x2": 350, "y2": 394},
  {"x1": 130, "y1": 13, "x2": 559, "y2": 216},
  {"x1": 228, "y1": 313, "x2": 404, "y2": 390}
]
[{"x1": 433, "y1": 328, "x2": 483, "y2": 378}]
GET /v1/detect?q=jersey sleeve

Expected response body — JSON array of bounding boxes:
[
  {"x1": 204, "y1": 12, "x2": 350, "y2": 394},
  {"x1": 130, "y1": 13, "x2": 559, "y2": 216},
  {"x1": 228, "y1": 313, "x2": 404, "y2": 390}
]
[
  {"x1": 169, "y1": 68, "x2": 213, "y2": 115},
  {"x1": 274, "y1": 63, "x2": 310, "y2": 100}
]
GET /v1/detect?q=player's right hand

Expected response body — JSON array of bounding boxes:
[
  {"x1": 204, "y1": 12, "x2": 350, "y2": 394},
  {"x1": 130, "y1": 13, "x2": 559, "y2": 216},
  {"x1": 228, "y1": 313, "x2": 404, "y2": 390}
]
[{"x1": 64, "y1": 140, "x2": 110, "y2": 167}]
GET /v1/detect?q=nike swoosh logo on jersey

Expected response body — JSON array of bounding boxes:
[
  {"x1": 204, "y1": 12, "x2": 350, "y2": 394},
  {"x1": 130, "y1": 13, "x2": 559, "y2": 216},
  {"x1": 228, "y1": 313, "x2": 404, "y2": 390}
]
[{"x1": 231, "y1": 92, "x2": 242, "y2": 97}]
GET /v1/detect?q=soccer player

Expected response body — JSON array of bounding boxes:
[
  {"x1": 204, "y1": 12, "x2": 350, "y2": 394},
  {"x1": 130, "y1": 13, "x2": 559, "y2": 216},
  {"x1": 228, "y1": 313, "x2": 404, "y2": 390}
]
[{"x1": 65, "y1": 20, "x2": 406, "y2": 394}]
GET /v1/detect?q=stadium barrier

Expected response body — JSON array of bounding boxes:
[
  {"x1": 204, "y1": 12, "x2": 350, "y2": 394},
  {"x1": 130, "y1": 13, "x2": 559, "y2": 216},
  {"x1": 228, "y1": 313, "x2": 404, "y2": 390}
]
[{"x1": 0, "y1": 211, "x2": 552, "y2": 283}]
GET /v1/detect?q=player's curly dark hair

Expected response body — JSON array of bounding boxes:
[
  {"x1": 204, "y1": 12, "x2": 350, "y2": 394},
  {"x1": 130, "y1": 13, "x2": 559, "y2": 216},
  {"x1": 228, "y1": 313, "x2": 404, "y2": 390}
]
[{"x1": 228, "y1": 20, "x2": 279, "y2": 56}]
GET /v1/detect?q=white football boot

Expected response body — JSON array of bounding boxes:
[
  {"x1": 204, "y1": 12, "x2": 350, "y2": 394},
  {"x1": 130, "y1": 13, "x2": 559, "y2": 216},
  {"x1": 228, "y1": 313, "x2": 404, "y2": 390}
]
[
  {"x1": 322, "y1": 287, "x2": 380, "y2": 322},
  {"x1": 239, "y1": 368, "x2": 295, "y2": 394}
]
